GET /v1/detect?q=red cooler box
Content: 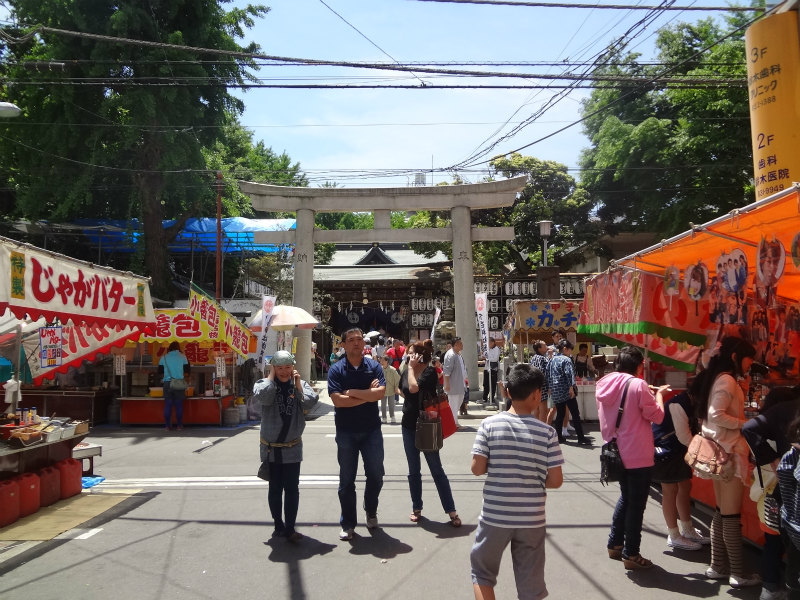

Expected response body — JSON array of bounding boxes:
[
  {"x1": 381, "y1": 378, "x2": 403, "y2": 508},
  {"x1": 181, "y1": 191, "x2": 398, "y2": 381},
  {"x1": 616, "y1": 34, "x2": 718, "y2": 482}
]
[
  {"x1": 0, "y1": 479, "x2": 20, "y2": 527},
  {"x1": 38, "y1": 466, "x2": 61, "y2": 507},
  {"x1": 56, "y1": 458, "x2": 82, "y2": 499},
  {"x1": 14, "y1": 472, "x2": 40, "y2": 517}
]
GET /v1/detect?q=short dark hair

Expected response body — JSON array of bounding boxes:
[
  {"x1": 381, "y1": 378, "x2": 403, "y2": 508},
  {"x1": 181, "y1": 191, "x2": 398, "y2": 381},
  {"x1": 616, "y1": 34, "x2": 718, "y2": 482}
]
[
  {"x1": 344, "y1": 328, "x2": 363, "y2": 342},
  {"x1": 168, "y1": 341, "x2": 181, "y2": 353},
  {"x1": 505, "y1": 363, "x2": 544, "y2": 401},
  {"x1": 452, "y1": 337, "x2": 462, "y2": 345},
  {"x1": 616, "y1": 346, "x2": 644, "y2": 375},
  {"x1": 558, "y1": 339, "x2": 573, "y2": 351}
]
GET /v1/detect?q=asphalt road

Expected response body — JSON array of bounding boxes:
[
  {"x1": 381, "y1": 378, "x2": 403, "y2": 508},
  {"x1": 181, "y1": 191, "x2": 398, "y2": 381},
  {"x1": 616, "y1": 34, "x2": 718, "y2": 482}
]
[{"x1": 0, "y1": 391, "x2": 764, "y2": 600}]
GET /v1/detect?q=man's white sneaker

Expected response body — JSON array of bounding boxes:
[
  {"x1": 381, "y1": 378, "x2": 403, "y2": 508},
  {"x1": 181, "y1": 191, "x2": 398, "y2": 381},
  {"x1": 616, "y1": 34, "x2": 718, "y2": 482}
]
[
  {"x1": 729, "y1": 573, "x2": 762, "y2": 588},
  {"x1": 667, "y1": 534, "x2": 702, "y2": 551},
  {"x1": 682, "y1": 527, "x2": 710, "y2": 545},
  {"x1": 759, "y1": 587, "x2": 788, "y2": 600},
  {"x1": 366, "y1": 513, "x2": 379, "y2": 529},
  {"x1": 567, "y1": 425, "x2": 576, "y2": 434},
  {"x1": 339, "y1": 527, "x2": 354, "y2": 541},
  {"x1": 561, "y1": 427, "x2": 570, "y2": 438}
]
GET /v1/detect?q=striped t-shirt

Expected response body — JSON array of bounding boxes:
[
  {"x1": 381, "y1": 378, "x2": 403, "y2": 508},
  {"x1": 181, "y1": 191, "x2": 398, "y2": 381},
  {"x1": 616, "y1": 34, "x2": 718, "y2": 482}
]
[{"x1": 472, "y1": 412, "x2": 564, "y2": 528}]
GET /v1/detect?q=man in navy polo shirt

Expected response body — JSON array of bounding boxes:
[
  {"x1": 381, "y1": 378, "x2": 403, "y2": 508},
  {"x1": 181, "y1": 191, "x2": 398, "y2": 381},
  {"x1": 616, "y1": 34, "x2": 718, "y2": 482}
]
[{"x1": 327, "y1": 327, "x2": 386, "y2": 541}]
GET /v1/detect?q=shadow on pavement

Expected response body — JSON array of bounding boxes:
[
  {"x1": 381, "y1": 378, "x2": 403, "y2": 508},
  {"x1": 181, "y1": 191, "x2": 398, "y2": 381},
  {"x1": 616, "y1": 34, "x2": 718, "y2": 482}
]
[
  {"x1": 417, "y1": 516, "x2": 476, "y2": 539},
  {"x1": 345, "y1": 527, "x2": 412, "y2": 559}
]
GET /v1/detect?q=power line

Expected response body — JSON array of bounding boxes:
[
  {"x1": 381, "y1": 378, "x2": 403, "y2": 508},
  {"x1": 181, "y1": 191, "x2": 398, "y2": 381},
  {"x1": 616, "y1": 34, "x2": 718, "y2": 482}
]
[{"x1": 412, "y1": 0, "x2": 763, "y2": 10}]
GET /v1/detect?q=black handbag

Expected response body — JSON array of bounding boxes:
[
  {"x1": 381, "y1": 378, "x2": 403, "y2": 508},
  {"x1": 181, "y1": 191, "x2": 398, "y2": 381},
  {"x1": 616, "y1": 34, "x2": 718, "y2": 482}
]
[
  {"x1": 415, "y1": 416, "x2": 443, "y2": 452},
  {"x1": 256, "y1": 460, "x2": 270, "y2": 481},
  {"x1": 599, "y1": 378, "x2": 633, "y2": 486}
]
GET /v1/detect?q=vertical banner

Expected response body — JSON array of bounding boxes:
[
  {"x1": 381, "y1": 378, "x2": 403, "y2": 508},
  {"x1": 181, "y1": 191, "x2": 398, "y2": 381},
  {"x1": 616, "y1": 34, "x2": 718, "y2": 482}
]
[
  {"x1": 38, "y1": 326, "x2": 62, "y2": 368},
  {"x1": 256, "y1": 295, "x2": 276, "y2": 367},
  {"x1": 745, "y1": 11, "x2": 800, "y2": 200},
  {"x1": 430, "y1": 307, "x2": 441, "y2": 345},
  {"x1": 215, "y1": 355, "x2": 226, "y2": 378},
  {"x1": 475, "y1": 293, "x2": 489, "y2": 360},
  {"x1": 114, "y1": 354, "x2": 127, "y2": 376}
]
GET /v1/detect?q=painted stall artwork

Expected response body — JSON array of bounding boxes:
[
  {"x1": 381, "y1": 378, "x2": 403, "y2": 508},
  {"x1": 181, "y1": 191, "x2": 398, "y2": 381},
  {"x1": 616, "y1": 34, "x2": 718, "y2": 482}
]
[
  {"x1": 711, "y1": 249, "x2": 749, "y2": 325},
  {"x1": 664, "y1": 266, "x2": 680, "y2": 297},
  {"x1": 755, "y1": 237, "x2": 786, "y2": 309},
  {"x1": 684, "y1": 262, "x2": 708, "y2": 301}
]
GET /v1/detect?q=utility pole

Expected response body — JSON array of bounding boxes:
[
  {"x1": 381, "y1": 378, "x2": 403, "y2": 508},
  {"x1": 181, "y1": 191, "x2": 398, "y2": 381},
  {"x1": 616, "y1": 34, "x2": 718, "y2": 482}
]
[{"x1": 215, "y1": 171, "x2": 223, "y2": 302}]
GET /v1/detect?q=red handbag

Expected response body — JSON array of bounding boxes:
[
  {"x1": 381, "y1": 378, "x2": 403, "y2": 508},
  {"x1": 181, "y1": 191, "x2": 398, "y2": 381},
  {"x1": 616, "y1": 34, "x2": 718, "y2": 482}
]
[{"x1": 422, "y1": 392, "x2": 457, "y2": 440}]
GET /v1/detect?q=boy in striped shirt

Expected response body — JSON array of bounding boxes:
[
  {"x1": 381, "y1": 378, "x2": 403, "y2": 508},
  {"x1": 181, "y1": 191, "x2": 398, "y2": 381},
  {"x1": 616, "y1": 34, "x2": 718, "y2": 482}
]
[{"x1": 470, "y1": 363, "x2": 564, "y2": 600}]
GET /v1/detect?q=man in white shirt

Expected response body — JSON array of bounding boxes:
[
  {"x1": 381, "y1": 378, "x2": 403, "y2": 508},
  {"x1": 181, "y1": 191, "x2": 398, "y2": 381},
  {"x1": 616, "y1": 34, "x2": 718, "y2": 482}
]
[
  {"x1": 443, "y1": 337, "x2": 466, "y2": 427},
  {"x1": 482, "y1": 337, "x2": 501, "y2": 408}
]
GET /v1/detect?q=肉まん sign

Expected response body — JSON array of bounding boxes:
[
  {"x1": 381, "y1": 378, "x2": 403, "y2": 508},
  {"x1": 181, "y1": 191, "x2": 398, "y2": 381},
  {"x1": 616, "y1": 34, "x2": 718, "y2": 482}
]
[{"x1": 1, "y1": 237, "x2": 155, "y2": 329}]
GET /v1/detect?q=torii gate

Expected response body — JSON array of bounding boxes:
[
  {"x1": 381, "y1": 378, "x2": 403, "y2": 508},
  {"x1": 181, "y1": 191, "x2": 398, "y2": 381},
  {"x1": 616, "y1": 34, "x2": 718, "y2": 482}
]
[{"x1": 239, "y1": 176, "x2": 527, "y2": 388}]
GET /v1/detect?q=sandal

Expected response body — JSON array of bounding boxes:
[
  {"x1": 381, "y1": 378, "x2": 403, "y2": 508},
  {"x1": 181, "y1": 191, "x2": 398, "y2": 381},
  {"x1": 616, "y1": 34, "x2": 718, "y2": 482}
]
[
  {"x1": 622, "y1": 554, "x2": 653, "y2": 570},
  {"x1": 607, "y1": 546, "x2": 623, "y2": 560},
  {"x1": 410, "y1": 510, "x2": 422, "y2": 523},
  {"x1": 449, "y1": 512, "x2": 462, "y2": 528}
]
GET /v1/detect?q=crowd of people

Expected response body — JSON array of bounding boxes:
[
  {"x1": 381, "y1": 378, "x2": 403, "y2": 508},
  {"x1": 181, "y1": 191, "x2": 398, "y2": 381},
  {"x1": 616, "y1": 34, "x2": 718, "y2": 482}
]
[{"x1": 252, "y1": 329, "x2": 800, "y2": 600}]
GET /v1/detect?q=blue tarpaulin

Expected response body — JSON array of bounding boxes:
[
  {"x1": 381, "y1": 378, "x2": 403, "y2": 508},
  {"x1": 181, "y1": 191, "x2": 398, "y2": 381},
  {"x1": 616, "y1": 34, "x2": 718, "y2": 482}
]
[{"x1": 72, "y1": 217, "x2": 295, "y2": 254}]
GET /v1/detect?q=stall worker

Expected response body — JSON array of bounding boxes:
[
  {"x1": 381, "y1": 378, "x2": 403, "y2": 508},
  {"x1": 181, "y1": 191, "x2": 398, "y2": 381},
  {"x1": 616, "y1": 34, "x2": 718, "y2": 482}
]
[
  {"x1": 253, "y1": 351, "x2": 319, "y2": 542},
  {"x1": 158, "y1": 341, "x2": 191, "y2": 431}
]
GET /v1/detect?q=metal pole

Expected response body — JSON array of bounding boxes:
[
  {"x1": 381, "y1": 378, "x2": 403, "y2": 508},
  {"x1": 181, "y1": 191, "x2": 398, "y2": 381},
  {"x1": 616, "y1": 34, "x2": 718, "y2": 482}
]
[
  {"x1": 543, "y1": 238, "x2": 549, "y2": 267},
  {"x1": 215, "y1": 171, "x2": 223, "y2": 302}
]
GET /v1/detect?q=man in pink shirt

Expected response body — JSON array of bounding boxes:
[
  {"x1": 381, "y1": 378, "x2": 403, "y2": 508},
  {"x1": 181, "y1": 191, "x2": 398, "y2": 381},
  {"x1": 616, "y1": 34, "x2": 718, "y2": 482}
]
[{"x1": 596, "y1": 346, "x2": 668, "y2": 571}]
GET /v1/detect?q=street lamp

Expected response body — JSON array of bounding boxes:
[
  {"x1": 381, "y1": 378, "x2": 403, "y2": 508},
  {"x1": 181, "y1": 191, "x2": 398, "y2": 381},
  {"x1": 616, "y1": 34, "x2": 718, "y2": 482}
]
[
  {"x1": 0, "y1": 102, "x2": 21, "y2": 118},
  {"x1": 537, "y1": 220, "x2": 553, "y2": 266}
]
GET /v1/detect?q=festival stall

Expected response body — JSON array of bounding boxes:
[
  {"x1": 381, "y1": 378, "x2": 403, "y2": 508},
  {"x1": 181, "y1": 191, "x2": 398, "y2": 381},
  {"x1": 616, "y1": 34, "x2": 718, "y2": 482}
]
[
  {"x1": 117, "y1": 284, "x2": 255, "y2": 426},
  {"x1": 579, "y1": 183, "x2": 800, "y2": 544},
  {"x1": 0, "y1": 235, "x2": 156, "y2": 479},
  {"x1": 503, "y1": 300, "x2": 603, "y2": 417}
]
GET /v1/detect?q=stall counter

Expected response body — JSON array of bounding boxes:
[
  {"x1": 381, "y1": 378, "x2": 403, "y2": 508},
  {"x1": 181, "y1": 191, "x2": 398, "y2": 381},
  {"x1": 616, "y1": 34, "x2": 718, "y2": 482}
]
[
  {"x1": 18, "y1": 388, "x2": 115, "y2": 426},
  {"x1": 119, "y1": 395, "x2": 233, "y2": 426},
  {"x1": 0, "y1": 433, "x2": 87, "y2": 480},
  {"x1": 576, "y1": 383, "x2": 598, "y2": 421}
]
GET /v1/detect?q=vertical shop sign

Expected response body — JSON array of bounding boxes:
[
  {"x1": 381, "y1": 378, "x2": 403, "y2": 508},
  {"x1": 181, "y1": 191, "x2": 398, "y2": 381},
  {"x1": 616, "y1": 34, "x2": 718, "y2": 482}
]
[
  {"x1": 114, "y1": 354, "x2": 127, "y2": 376},
  {"x1": 475, "y1": 293, "x2": 489, "y2": 358},
  {"x1": 745, "y1": 11, "x2": 800, "y2": 200},
  {"x1": 38, "y1": 326, "x2": 62, "y2": 368},
  {"x1": 256, "y1": 295, "x2": 276, "y2": 367}
]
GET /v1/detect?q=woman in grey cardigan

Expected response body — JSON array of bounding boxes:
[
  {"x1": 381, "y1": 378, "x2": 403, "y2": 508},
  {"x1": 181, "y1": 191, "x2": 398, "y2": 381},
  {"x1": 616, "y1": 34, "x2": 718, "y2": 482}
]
[{"x1": 253, "y1": 350, "x2": 319, "y2": 542}]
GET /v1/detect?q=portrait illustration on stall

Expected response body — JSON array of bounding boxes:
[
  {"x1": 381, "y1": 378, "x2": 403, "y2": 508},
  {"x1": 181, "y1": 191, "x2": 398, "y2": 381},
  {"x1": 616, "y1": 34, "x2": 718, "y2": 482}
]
[
  {"x1": 714, "y1": 250, "x2": 747, "y2": 324},
  {"x1": 791, "y1": 231, "x2": 800, "y2": 269},
  {"x1": 664, "y1": 265, "x2": 680, "y2": 296},
  {"x1": 684, "y1": 261, "x2": 708, "y2": 302}
]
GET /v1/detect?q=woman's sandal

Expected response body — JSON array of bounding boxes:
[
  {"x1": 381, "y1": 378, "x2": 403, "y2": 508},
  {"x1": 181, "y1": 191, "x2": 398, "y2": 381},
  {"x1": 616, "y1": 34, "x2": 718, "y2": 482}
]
[
  {"x1": 410, "y1": 510, "x2": 422, "y2": 523},
  {"x1": 607, "y1": 546, "x2": 623, "y2": 560},
  {"x1": 449, "y1": 512, "x2": 462, "y2": 527},
  {"x1": 622, "y1": 554, "x2": 653, "y2": 570}
]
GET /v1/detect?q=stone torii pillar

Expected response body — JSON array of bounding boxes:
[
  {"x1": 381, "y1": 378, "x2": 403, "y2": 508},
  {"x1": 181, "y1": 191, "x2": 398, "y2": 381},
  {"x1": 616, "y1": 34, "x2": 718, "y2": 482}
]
[{"x1": 239, "y1": 176, "x2": 527, "y2": 386}]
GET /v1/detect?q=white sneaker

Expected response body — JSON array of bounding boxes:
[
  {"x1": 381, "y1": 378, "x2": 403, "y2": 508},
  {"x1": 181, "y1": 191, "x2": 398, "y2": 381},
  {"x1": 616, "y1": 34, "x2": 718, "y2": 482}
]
[
  {"x1": 730, "y1": 573, "x2": 762, "y2": 588},
  {"x1": 760, "y1": 587, "x2": 789, "y2": 600},
  {"x1": 339, "y1": 527, "x2": 354, "y2": 541},
  {"x1": 561, "y1": 427, "x2": 570, "y2": 438},
  {"x1": 567, "y1": 425, "x2": 576, "y2": 434},
  {"x1": 682, "y1": 527, "x2": 710, "y2": 545},
  {"x1": 705, "y1": 567, "x2": 729, "y2": 579},
  {"x1": 366, "y1": 513, "x2": 379, "y2": 529},
  {"x1": 667, "y1": 534, "x2": 702, "y2": 551}
]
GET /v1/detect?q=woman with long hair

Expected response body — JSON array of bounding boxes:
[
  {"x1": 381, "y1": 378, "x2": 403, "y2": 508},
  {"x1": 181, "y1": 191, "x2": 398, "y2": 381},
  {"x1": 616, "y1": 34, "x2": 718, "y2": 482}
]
[
  {"x1": 400, "y1": 339, "x2": 461, "y2": 527},
  {"x1": 695, "y1": 337, "x2": 761, "y2": 587}
]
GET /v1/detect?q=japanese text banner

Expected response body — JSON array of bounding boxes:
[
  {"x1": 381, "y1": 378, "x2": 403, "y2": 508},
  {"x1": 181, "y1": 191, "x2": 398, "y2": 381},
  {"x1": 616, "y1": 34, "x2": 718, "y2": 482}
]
[
  {"x1": 0, "y1": 236, "x2": 155, "y2": 329},
  {"x1": 187, "y1": 284, "x2": 254, "y2": 358}
]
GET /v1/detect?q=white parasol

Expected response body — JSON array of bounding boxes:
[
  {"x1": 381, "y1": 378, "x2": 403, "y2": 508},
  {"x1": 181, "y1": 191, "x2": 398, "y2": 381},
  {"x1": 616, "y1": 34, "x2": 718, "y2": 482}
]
[{"x1": 249, "y1": 305, "x2": 318, "y2": 332}]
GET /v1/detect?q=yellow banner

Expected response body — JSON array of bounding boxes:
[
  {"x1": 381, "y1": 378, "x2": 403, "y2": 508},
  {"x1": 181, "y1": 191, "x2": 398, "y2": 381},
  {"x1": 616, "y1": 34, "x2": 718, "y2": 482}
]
[
  {"x1": 746, "y1": 11, "x2": 800, "y2": 201},
  {"x1": 187, "y1": 287, "x2": 254, "y2": 358}
]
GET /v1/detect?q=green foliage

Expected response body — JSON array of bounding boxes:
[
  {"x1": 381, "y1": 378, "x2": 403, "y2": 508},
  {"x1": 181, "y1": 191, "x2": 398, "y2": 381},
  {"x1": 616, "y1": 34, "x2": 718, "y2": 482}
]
[
  {"x1": 0, "y1": 0, "x2": 273, "y2": 299},
  {"x1": 579, "y1": 17, "x2": 752, "y2": 238}
]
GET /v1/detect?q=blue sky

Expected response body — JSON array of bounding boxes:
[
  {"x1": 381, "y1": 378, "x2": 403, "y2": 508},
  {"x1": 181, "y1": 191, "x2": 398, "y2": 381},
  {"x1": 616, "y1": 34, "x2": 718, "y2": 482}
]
[{"x1": 232, "y1": 0, "x2": 734, "y2": 188}]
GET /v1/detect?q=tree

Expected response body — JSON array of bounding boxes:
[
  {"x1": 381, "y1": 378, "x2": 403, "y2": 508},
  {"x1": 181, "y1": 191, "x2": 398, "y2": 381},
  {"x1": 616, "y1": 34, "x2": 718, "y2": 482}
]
[
  {"x1": 1, "y1": 0, "x2": 270, "y2": 299},
  {"x1": 579, "y1": 16, "x2": 752, "y2": 238}
]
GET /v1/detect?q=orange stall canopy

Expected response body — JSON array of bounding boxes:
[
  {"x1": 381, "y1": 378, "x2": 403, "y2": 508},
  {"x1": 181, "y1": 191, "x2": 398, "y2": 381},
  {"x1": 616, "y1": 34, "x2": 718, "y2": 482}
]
[
  {"x1": 612, "y1": 184, "x2": 800, "y2": 302},
  {"x1": 579, "y1": 184, "x2": 800, "y2": 372}
]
